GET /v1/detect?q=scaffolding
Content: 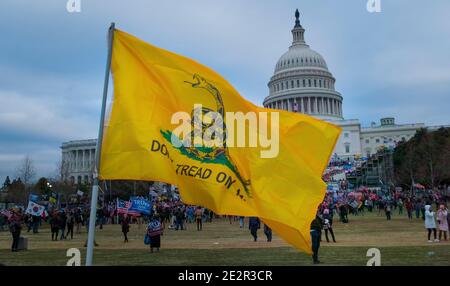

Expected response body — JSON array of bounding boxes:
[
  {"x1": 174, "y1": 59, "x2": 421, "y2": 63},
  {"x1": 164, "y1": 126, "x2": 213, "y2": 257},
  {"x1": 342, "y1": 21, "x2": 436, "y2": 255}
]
[{"x1": 352, "y1": 148, "x2": 395, "y2": 189}]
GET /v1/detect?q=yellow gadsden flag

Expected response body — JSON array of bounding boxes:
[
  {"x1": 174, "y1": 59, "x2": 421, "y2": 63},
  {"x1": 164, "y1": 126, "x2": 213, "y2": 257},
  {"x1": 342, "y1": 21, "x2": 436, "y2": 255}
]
[{"x1": 100, "y1": 29, "x2": 341, "y2": 254}]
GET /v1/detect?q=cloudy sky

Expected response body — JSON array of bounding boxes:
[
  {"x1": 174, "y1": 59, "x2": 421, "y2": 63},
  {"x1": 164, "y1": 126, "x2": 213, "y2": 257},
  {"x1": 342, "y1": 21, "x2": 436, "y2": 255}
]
[{"x1": 1, "y1": 0, "x2": 450, "y2": 183}]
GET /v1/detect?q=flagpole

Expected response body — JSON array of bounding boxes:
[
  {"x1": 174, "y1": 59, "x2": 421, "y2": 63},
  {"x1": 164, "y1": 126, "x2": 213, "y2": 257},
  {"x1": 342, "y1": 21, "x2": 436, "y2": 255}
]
[{"x1": 86, "y1": 22, "x2": 115, "y2": 266}]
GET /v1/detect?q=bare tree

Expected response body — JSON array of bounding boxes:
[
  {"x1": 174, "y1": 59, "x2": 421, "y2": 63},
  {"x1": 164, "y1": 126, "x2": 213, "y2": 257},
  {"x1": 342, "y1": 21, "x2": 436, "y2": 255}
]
[
  {"x1": 54, "y1": 158, "x2": 70, "y2": 182},
  {"x1": 16, "y1": 155, "x2": 36, "y2": 186}
]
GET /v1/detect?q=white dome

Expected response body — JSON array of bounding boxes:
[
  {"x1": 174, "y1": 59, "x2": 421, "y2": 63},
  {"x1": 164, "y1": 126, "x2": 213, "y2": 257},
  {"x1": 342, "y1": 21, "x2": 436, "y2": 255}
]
[
  {"x1": 275, "y1": 46, "x2": 329, "y2": 74},
  {"x1": 263, "y1": 10, "x2": 343, "y2": 121}
]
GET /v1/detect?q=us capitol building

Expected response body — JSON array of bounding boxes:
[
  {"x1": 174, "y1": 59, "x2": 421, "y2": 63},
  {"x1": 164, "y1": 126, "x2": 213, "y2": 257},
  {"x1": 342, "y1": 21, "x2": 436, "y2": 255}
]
[{"x1": 61, "y1": 10, "x2": 445, "y2": 185}]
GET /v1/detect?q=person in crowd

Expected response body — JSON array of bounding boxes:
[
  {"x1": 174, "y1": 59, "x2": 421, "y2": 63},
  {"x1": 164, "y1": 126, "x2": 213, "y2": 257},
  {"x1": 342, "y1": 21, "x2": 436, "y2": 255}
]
[
  {"x1": 437, "y1": 204, "x2": 448, "y2": 241},
  {"x1": 97, "y1": 208, "x2": 104, "y2": 230},
  {"x1": 50, "y1": 212, "x2": 60, "y2": 241},
  {"x1": 59, "y1": 211, "x2": 67, "y2": 240},
  {"x1": 415, "y1": 199, "x2": 422, "y2": 219},
  {"x1": 0, "y1": 214, "x2": 6, "y2": 231},
  {"x1": 446, "y1": 208, "x2": 450, "y2": 238},
  {"x1": 310, "y1": 214, "x2": 323, "y2": 264},
  {"x1": 195, "y1": 206, "x2": 203, "y2": 231},
  {"x1": 25, "y1": 214, "x2": 32, "y2": 233},
  {"x1": 421, "y1": 202, "x2": 426, "y2": 220},
  {"x1": 175, "y1": 207, "x2": 185, "y2": 231},
  {"x1": 248, "y1": 217, "x2": 260, "y2": 242},
  {"x1": 66, "y1": 212, "x2": 75, "y2": 240},
  {"x1": 75, "y1": 208, "x2": 82, "y2": 234},
  {"x1": 8, "y1": 210, "x2": 23, "y2": 252},
  {"x1": 339, "y1": 203, "x2": 348, "y2": 223},
  {"x1": 397, "y1": 198, "x2": 403, "y2": 215},
  {"x1": 377, "y1": 200, "x2": 384, "y2": 216},
  {"x1": 405, "y1": 198, "x2": 414, "y2": 220},
  {"x1": 121, "y1": 214, "x2": 130, "y2": 243},
  {"x1": 385, "y1": 203, "x2": 392, "y2": 221},
  {"x1": 239, "y1": 216, "x2": 245, "y2": 228},
  {"x1": 323, "y1": 208, "x2": 336, "y2": 243},
  {"x1": 367, "y1": 198, "x2": 373, "y2": 212},
  {"x1": 32, "y1": 215, "x2": 40, "y2": 234},
  {"x1": 425, "y1": 204, "x2": 439, "y2": 242},
  {"x1": 147, "y1": 216, "x2": 163, "y2": 253},
  {"x1": 186, "y1": 206, "x2": 194, "y2": 224},
  {"x1": 263, "y1": 224, "x2": 272, "y2": 242},
  {"x1": 208, "y1": 209, "x2": 214, "y2": 223}
]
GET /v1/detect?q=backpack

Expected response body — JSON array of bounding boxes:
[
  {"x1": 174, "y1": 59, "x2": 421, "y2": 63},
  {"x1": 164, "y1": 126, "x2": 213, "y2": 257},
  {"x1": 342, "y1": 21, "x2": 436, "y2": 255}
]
[{"x1": 144, "y1": 234, "x2": 151, "y2": 245}]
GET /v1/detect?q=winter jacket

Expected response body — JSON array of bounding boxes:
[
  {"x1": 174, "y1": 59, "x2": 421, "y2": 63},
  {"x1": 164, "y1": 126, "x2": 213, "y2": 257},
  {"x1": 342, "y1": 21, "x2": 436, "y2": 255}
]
[{"x1": 424, "y1": 205, "x2": 436, "y2": 229}]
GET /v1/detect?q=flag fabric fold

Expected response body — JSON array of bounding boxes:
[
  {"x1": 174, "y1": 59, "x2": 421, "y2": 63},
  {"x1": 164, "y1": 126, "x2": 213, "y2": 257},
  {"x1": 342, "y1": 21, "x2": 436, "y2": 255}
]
[{"x1": 100, "y1": 29, "x2": 341, "y2": 254}]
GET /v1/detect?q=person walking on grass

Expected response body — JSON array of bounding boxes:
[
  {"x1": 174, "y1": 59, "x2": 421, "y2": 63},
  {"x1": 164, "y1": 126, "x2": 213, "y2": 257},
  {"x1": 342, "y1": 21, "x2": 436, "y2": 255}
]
[
  {"x1": 415, "y1": 199, "x2": 422, "y2": 219},
  {"x1": 239, "y1": 216, "x2": 245, "y2": 228},
  {"x1": 175, "y1": 207, "x2": 184, "y2": 231},
  {"x1": 147, "y1": 217, "x2": 163, "y2": 253},
  {"x1": 75, "y1": 208, "x2": 82, "y2": 234},
  {"x1": 263, "y1": 224, "x2": 272, "y2": 242},
  {"x1": 323, "y1": 208, "x2": 336, "y2": 243},
  {"x1": 398, "y1": 198, "x2": 403, "y2": 215},
  {"x1": 437, "y1": 204, "x2": 448, "y2": 241},
  {"x1": 248, "y1": 217, "x2": 260, "y2": 242},
  {"x1": 8, "y1": 210, "x2": 22, "y2": 252},
  {"x1": 195, "y1": 206, "x2": 203, "y2": 231},
  {"x1": 405, "y1": 198, "x2": 414, "y2": 220},
  {"x1": 385, "y1": 203, "x2": 392, "y2": 221},
  {"x1": 66, "y1": 212, "x2": 74, "y2": 240},
  {"x1": 121, "y1": 215, "x2": 130, "y2": 243},
  {"x1": 59, "y1": 211, "x2": 67, "y2": 240},
  {"x1": 50, "y1": 212, "x2": 60, "y2": 241},
  {"x1": 310, "y1": 214, "x2": 323, "y2": 264},
  {"x1": 425, "y1": 205, "x2": 439, "y2": 243}
]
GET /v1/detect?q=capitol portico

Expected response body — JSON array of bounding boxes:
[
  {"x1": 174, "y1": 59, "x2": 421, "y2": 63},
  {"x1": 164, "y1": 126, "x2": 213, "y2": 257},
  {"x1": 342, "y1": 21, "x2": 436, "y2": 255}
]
[{"x1": 61, "y1": 139, "x2": 96, "y2": 184}]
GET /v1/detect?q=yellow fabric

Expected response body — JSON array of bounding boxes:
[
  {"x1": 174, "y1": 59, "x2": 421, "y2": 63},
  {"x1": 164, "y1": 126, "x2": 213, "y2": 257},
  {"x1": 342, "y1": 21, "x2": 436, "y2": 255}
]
[{"x1": 100, "y1": 29, "x2": 341, "y2": 254}]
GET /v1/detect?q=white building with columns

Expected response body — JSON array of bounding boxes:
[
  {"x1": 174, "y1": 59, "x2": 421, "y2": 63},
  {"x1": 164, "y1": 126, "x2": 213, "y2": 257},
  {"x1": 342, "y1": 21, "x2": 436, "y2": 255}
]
[{"x1": 60, "y1": 139, "x2": 97, "y2": 184}]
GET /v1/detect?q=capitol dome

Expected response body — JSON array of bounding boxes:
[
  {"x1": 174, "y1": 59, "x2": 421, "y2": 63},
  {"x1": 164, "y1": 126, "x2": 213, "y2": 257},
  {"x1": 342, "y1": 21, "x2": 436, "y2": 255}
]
[
  {"x1": 263, "y1": 9, "x2": 343, "y2": 121},
  {"x1": 275, "y1": 47, "x2": 328, "y2": 73}
]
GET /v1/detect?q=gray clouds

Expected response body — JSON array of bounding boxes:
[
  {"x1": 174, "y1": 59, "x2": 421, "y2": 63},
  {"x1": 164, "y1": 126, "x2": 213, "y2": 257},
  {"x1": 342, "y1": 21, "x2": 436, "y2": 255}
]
[{"x1": 1, "y1": 0, "x2": 449, "y2": 182}]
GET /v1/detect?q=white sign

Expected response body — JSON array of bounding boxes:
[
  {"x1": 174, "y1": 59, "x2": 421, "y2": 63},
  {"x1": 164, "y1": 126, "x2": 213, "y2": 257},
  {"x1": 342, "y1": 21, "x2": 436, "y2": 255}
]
[
  {"x1": 367, "y1": 0, "x2": 382, "y2": 13},
  {"x1": 66, "y1": 0, "x2": 81, "y2": 13}
]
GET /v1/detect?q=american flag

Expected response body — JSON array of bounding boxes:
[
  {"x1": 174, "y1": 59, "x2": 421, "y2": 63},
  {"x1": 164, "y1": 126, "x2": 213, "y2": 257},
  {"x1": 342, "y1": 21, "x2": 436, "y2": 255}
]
[{"x1": 117, "y1": 200, "x2": 140, "y2": 216}]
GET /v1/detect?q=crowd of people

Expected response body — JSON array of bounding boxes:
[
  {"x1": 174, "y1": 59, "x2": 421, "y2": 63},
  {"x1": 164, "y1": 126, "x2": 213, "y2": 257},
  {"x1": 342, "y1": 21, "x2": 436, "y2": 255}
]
[{"x1": 1, "y1": 177, "x2": 449, "y2": 265}]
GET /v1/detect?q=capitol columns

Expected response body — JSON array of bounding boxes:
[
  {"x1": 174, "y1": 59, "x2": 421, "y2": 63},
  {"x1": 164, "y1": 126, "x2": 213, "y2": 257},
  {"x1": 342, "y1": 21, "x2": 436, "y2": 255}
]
[
  {"x1": 75, "y1": 149, "x2": 78, "y2": 171},
  {"x1": 82, "y1": 149, "x2": 85, "y2": 170},
  {"x1": 321, "y1": 98, "x2": 325, "y2": 115},
  {"x1": 316, "y1": 97, "x2": 319, "y2": 114}
]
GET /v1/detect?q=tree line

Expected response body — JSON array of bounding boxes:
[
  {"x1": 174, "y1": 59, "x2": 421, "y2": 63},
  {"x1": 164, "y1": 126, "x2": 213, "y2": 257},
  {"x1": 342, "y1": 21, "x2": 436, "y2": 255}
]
[
  {"x1": 1, "y1": 155, "x2": 158, "y2": 206},
  {"x1": 394, "y1": 127, "x2": 450, "y2": 189}
]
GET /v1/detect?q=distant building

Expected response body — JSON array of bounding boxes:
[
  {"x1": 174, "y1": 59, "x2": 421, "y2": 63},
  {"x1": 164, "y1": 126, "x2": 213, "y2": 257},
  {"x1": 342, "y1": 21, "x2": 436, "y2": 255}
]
[{"x1": 60, "y1": 139, "x2": 96, "y2": 184}]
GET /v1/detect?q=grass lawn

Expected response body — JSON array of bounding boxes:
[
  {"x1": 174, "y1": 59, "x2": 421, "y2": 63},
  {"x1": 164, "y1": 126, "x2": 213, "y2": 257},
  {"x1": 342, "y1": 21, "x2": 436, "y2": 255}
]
[{"x1": 1, "y1": 211, "x2": 449, "y2": 266}]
